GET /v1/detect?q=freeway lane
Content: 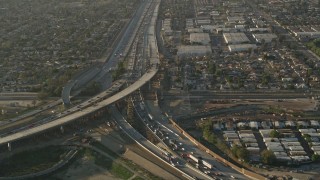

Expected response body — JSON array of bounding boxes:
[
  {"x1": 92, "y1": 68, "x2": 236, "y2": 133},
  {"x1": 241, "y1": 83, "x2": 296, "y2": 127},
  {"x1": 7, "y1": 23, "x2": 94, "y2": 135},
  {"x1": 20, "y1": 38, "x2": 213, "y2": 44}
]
[
  {"x1": 110, "y1": 105, "x2": 211, "y2": 180},
  {"x1": 0, "y1": 67, "x2": 158, "y2": 146},
  {"x1": 0, "y1": 1, "x2": 160, "y2": 141},
  {"x1": 144, "y1": 101, "x2": 249, "y2": 179},
  {"x1": 61, "y1": 0, "x2": 152, "y2": 105},
  {"x1": 0, "y1": 0, "x2": 160, "y2": 140}
]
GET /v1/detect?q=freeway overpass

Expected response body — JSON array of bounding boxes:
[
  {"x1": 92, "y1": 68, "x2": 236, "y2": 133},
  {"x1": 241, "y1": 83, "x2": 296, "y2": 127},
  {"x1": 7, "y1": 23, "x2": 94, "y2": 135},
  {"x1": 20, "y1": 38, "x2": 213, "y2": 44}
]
[
  {"x1": 61, "y1": 0, "x2": 152, "y2": 105},
  {"x1": 0, "y1": 1, "x2": 160, "y2": 146},
  {"x1": 0, "y1": 67, "x2": 158, "y2": 146}
]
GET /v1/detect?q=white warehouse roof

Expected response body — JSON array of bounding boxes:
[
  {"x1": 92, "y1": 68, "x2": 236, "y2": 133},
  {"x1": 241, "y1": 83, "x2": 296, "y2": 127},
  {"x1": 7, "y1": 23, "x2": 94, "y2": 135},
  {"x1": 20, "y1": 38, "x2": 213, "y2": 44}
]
[
  {"x1": 190, "y1": 33, "x2": 211, "y2": 45},
  {"x1": 177, "y1": 45, "x2": 212, "y2": 58},
  {"x1": 223, "y1": 32, "x2": 250, "y2": 44},
  {"x1": 252, "y1": 33, "x2": 277, "y2": 43},
  {"x1": 228, "y1": 44, "x2": 257, "y2": 52}
]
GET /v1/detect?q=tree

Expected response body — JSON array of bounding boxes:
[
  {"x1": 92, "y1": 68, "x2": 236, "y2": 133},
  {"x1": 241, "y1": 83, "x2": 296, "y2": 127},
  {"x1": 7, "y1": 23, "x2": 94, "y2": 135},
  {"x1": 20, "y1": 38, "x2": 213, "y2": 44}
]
[
  {"x1": 203, "y1": 124, "x2": 212, "y2": 140},
  {"x1": 232, "y1": 146, "x2": 249, "y2": 162},
  {"x1": 208, "y1": 62, "x2": 216, "y2": 74},
  {"x1": 262, "y1": 72, "x2": 271, "y2": 84},
  {"x1": 312, "y1": 154, "x2": 320, "y2": 162},
  {"x1": 261, "y1": 150, "x2": 276, "y2": 165},
  {"x1": 231, "y1": 145, "x2": 240, "y2": 156},
  {"x1": 236, "y1": 147, "x2": 250, "y2": 162},
  {"x1": 269, "y1": 129, "x2": 281, "y2": 138},
  {"x1": 207, "y1": 133, "x2": 217, "y2": 144},
  {"x1": 303, "y1": 134, "x2": 311, "y2": 143}
]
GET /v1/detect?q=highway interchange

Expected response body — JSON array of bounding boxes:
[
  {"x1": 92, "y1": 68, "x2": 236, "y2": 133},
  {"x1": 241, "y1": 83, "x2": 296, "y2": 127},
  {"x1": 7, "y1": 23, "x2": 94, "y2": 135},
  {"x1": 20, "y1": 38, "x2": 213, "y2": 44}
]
[{"x1": 1, "y1": 0, "x2": 257, "y2": 179}]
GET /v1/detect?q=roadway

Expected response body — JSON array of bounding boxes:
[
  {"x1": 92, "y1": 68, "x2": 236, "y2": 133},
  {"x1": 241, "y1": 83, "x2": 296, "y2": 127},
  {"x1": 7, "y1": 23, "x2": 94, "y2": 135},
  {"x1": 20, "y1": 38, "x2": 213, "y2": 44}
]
[
  {"x1": 133, "y1": 96, "x2": 248, "y2": 179},
  {"x1": 0, "y1": 0, "x2": 161, "y2": 146},
  {"x1": 61, "y1": 0, "x2": 152, "y2": 105},
  {"x1": 61, "y1": 66, "x2": 100, "y2": 105},
  {"x1": 0, "y1": 0, "x2": 156, "y2": 135},
  {"x1": 109, "y1": 105, "x2": 210, "y2": 180}
]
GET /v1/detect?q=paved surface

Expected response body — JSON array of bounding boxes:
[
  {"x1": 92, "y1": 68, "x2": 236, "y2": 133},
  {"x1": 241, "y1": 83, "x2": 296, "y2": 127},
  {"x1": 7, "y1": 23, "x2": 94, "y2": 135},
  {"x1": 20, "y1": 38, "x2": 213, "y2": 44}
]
[
  {"x1": 109, "y1": 105, "x2": 211, "y2": 180},
  {"x1": 0, "y1": 68, "x2": 158, "y2": 146},
  {"x1": 124, "y1": 148, "x2": 179, "y2": 179},
  {"x1": 61, "y1": 0, "x2": 153, "y2": 105},
  {"x1": 145, "y1": 100, "x2": 248, "y2": 180},
  {"x1": 0, "y1": 0, "x2": 160, "y2": 146}
]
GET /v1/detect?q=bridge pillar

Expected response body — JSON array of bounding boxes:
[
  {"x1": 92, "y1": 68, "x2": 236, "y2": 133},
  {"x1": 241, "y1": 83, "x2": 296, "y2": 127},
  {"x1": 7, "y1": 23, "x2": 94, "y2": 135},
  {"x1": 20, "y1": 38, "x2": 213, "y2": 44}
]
[
  {"x1": 154, "y1": 91, "x2": 158, "y2": 107},
  {"x1": 8, "y1": 142, "x2": 11, "y2": 151},
  {"x1": 60, "y1": 126, "x2": 64, "y2": 134}
]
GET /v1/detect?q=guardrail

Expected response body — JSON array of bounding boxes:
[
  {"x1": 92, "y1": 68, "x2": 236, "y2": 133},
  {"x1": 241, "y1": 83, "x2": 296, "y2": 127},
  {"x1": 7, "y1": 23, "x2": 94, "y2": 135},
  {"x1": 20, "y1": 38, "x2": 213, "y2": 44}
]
[
  {"x1": 168, "y1": 118, "x2": 267, "y2": 180},
  {"x1": 110, "y1": 106, "x2": 195, "y2": 180}
]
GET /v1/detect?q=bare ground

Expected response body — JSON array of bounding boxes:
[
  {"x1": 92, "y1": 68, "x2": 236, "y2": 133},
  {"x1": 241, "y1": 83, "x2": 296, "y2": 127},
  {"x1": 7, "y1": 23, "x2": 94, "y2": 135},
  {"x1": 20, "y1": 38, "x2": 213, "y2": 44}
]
[
  {"x1": 53, "y1": 156, "x2": 121, "y2": 180},
  {"x1": 123, "y1": 148, "x2": 179, "y2": 180}
]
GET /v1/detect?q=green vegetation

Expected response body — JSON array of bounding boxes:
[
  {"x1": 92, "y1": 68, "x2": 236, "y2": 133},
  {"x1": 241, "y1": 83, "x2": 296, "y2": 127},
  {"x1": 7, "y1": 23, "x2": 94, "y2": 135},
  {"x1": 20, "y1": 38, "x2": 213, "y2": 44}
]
[
  {"x1": 83, "y1": 148, "x2": 133, "y2": 180},
  {"x1": 112, "y1": 61, "x2": 126, "y2": 80},
  {"x1": 311, "y1": 154, "x2": 320, "y2": 162},
  {"x1": 261, "y1": 150, "x2": 276, "y2": 165},
  {"x1": 42, "y1": 69, "x2": 78, "y2": 97},
  {"x1": 110, "y1": 163, "x2": 134, "y2": 180},
  {"x1": 303, "y1": 134, "x2": 312, "y2": 143},
  {"x1": 90, "y1": 141, "x2": 162, "y2": 180},
  {"x1": 306, "y1": 38, "x2": 320, "y2": 57},
  {"x1": 0, "y1": 146, "x2": 67, "y2": 176},
  {"x1": 231, "y1": 145, "x2": 250, "y2": 162},
  {"x1": 202, "y1": 121, "x2": 218, "y2": 144},
  {"x1": 261, "y1": 72, "x2": 271, "y2": 85},
  {"x1": 80, "y1": 81, "x2": 102, "y2": 96},
  {"x1": 132, "y1": 176, "x2": 145, "y2": 180},
  {"x1": 265, "y1": 105, "x2": 285, "y2": 114},
  {"x1": 269, "y1": 129, "x2": 282, "y2": 138}
]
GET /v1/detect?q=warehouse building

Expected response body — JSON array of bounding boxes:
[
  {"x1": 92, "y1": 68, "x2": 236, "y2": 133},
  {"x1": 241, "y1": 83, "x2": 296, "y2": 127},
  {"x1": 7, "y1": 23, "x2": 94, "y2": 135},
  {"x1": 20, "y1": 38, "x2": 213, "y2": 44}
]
[
  {"x1": 177, "y1": 45, "x2": 212, "y2": 58},
  {"x1": 249, "y1": 28, "x2": 270, "y2": 33},
  {"x1": 187, "y1": 28, "x2": 203, "y2": 33},
  {"x1": 223, "y1": 32, "x2": 250, "y2": 44},
  {"x1": 228, "y1": 44, "x2": 257, "y2": 52},
  {"x1": 162, "y1": 19, "x2": 173, "y2": 36},
  {"x1": 252, "y1": 33, "x2": 277, "y2": 43},
  {"x1": 190, "y1": 33, "x2": 211, "y2": 45},
  {"x1": 186, "y1": 19, "x2": 194, "y2": 29},
  {"x1": 196, "y1": 19, "x2": 211, "y2": 26}
]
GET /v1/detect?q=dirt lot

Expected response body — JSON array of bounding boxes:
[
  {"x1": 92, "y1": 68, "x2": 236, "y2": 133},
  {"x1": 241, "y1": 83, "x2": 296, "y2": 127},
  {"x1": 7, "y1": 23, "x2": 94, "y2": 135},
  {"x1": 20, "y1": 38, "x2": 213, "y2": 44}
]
[
  {"x1": 165, "y1": 97, "x2": 318, "y2": 117},
  {"x1": 123, "y1": 148, "x2": 178, "y2": 180},
  {"x1": 53, "y1": 156, "x2": 121, "y2": 180}
]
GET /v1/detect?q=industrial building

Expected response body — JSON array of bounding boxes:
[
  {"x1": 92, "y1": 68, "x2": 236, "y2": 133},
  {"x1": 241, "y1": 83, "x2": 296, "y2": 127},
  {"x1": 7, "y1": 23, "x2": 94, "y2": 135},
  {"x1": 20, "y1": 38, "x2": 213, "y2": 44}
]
[
  {"x1": 223, "y1": 32, "x2": 250, "y2": 44},
  {"x1": 294, "y1": 32, "x2": 320, "y2": 41},
  {"x1": 190, "y1": 33, "x2": 211, "y2": 45},
  {"x1": 196, "y1": 19, "x2": 211, "y2": 26},
  {"x1": 186, "y1": 19, "x2": 194, "y2": 29},
  {"x1": 187, "y1": 28, "x2": 203, "y2": 33},
  {"x1": 228, "y1": 44, "x2": 257, "y2": 52},
  {"x1": 227, "y1": 16, "x2": 245, "y2": 23},
  {"x1": 252, "y1": 33, "x2": 277, "y2": 43},
  {"x1": 177, "y1": 45, "x2": 212, "y2": 58},
  {"x1": 249, "y1": 28, "x2": 270, "y2": 33},
  {"x1": 162, "y1": 19, "x2": 173, "y2": 35}
]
